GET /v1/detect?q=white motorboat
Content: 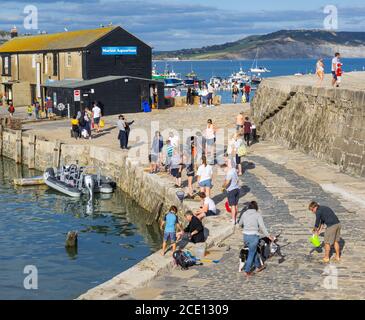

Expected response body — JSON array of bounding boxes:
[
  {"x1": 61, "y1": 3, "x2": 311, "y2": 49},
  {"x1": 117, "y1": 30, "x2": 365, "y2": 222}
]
[{"x1": 44, "y1": 164, "x2": 116, "y2": 198}]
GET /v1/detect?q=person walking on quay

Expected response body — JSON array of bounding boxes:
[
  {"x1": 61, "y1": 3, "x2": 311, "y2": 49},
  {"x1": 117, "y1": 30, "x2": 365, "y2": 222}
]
[
  {"x1": 163, "y1": 139, "x2": 174, "y2": 173},
  {"x1": 309, "y1": 201, "x2": 342, "y2": 263},
  {"x1": 186, "y1": 87, "x2": 193, "y2": 106},
  {"x1": 197, "y1": 155, "x2": 213, "y2": 199},
  {"x1": 316, "y1": 58, "x2": 325, "y2": 86},
  {"x1": 244, "y1": 83, "x2": 251, "y2": 103},
  {"x1": 83, "y1": 107, "x2": 92, "y2": 139},
  {"x1": 232, "y1": 84, "x2": 239, "y2": 104},
  {"x1": 45, "y1": 96, "x2": 53, "y2": 118},
  {"x1": 8, "y1": 103, "x2": 15, "y2": 117},
  {"x1": 160, "y1": 206, "x2": 183, "y2": 256},
  {"x1": 117, "y1": 115, "x2": 128, "y2": 149},
  {"x1": 184, "y1": 136, "x2": 197, "y2": 199},
  {"x1": 251, "y1": 121, "x2": 257, "y2": 144},
  {"x1": 92, "y1": 102, "x2": 102, "y2": 134},
  {"x1": 204, "y1": 119, "x2": 216, "y2": 164},
  {"x1": 236, "y1": 112, "x2": 244, "y2": 132},
  {"x1": 239, "y1": 201, "x2": 274, "y2": 277},
  {"x1": 34, "y1": 100, "x2": 40, "y2": 120},
  {"x1": 170, "y1": 150, "x2": 183, "y2": 188},
  {"x1": 331, "y1": 52, "x2": 341, "y2": 87},
  {"x1": 243, "y1": 117, "x2": 252, "y2": 147},
  {"x1": 71, "y1": 115, "x2": 81, "y2": 139},
  {"x1": 227, "y1": 133, "x2": 245, "y2": 176},
  {"x1": 207, "y1": 83, "x2": 215, "y2": 107},
  {"x1": 222, "y1": 157, "x2": 241, "y2": 225},
  {"x1": 150, "y1": 131, "x2": 163, "y2": 174},
  {"x1": 26, "y1": 104, "x2": 33, "y2": 119}
]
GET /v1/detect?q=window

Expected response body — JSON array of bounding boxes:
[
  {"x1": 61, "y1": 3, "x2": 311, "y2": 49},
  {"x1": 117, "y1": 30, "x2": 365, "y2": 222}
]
[
  {"x1": 53, "y1": 53, "x2": 58, "y2": 76},
  {"x1": 66, "y1": 53, "x2": 72, "y2": 67},
  {"x1": 2, "y1": 55, "x2": 11, "y2": 76}
]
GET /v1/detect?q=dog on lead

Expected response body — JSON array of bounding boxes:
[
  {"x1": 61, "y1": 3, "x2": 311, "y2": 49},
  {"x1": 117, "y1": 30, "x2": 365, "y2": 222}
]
[{"x1": 239, "y1": 234, "x2": 285, "y2": 272}]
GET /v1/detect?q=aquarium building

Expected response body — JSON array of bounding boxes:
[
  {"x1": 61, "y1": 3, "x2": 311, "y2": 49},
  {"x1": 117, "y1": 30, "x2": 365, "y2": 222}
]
[{"x1": 0, "y1": 26, "x2": 164, "y2": 115}]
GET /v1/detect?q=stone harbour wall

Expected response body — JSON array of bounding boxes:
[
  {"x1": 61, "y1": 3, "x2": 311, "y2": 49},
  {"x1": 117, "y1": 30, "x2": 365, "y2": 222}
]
[
  {"x1": 0, "y1": 127, "x2": 189, "y2": 220},
  {"x1": 252, "y1": 79, "x2": 365, "y2": 177}
]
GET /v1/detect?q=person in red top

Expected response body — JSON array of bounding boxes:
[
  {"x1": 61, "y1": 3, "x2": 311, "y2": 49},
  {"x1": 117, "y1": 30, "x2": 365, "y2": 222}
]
[
  {"x1": 243, "y1": 117, "x2": 252, "y2": 147},
  {"x1": 336, "y1": 62, "x2": 343, "y2": 87},
  {"x1": 244, "y1": 83, "x2": 251, "y2": 103}
]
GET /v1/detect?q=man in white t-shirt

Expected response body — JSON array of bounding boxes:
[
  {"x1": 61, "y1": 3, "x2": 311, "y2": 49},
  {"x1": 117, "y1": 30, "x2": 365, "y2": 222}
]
[
  {"x1": 195, "y1": 192, "x2": 217, "y2": 220},
  {"x1": 92, "y1": 103, "x2": 102, "y2": 133},
  {"x1": 331, "y1": 52, "x2": 340, "y2": 87},
  {"x1": 168, "y1": 132, "x2": 179, "y2": 149}
]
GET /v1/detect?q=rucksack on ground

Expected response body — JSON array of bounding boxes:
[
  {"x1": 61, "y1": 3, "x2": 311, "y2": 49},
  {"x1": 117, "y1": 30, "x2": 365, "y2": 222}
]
[{"x1": 173, "y1": 250, "x2": 196, "y2": 270}]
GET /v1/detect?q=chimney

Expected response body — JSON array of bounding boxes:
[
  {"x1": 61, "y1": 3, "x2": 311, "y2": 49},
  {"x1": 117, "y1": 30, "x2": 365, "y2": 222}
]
[{"x1": 11, "y1": 26, "x2": 18, "y2": 38}]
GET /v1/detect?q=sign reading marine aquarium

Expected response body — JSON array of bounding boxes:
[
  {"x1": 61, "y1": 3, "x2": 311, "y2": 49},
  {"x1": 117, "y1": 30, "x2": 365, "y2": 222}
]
[{"x1": 101, "y1": 46, "x2": 137, "y2": 55}]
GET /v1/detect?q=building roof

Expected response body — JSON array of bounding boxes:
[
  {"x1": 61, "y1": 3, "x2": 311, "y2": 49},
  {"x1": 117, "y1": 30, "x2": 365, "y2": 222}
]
[
  {"x1": 43, "y1": 75, "x2": 163, "y2": 89},
  {"x1": 0, "y1": 27, "x2": 116, "y2": 54}
]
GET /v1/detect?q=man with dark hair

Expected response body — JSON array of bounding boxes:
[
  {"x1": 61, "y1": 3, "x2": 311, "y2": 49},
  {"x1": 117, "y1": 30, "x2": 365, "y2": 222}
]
[
  {"x1": 331, "y1": 52, "x2": 341, "y2": 87},
  {"x1": 309, "y1": 201, "x2": 342, "y2": 263},
  {"x1": 177, "y1": 211, "x2": 205, "y2": 244}
]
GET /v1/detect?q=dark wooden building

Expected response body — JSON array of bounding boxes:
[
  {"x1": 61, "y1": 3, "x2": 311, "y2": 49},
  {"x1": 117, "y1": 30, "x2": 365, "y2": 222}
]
[
  {"x1": 44, "y1": 76, "x2": 164, "y2": 116},
  {"x1": 0, "y1": 26, "x2": 164, "y2": 113}
]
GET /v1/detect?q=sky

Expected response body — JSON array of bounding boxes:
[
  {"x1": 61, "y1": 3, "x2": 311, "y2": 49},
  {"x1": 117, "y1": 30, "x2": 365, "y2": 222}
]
[{"x1": 0, "y1": 0, "x2": 365, "y2": 50}]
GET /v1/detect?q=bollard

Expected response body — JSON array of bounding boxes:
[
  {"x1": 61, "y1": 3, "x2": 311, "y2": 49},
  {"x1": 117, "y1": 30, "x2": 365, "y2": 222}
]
[
  {"x1": 15, "y1": 130, "x2": 22, "y2": 164},
  {"x1": 53, "y1": 140, "x2": 61, "y2": 168},
  {"x1": 28, "y1": 134, "x2": 36, "y2": 169}
]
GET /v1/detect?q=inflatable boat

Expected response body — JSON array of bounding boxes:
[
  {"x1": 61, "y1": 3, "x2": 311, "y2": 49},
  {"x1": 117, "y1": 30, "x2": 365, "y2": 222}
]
[{"x1": 43, "y1": 165, "x2": 116, "y2": 198}]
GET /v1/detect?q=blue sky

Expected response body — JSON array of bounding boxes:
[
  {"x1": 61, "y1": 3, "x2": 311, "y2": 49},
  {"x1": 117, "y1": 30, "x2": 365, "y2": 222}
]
[{"x1": 1, "y1": 0, "x2": 365, "y2": 50}]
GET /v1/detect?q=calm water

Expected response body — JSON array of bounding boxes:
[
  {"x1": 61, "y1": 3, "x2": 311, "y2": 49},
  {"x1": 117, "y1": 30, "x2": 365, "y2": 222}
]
[
  {"x1": 0, "y1": 157, "x2": 162, "y2": 300},
  {"x1": 155, "y1": 58, "x2": 365, "y2": 103}
]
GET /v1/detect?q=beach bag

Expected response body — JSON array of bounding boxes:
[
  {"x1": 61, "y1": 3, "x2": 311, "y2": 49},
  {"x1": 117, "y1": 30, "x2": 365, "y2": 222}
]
[
  {"x1": 241, "y1": 95, "x2": 247, "y2": 103},
  {"x1": 99, "y1": 119, "x2": 105, "y2": 128},
  {"x1": 173, "y1": 250, "x2": 196, "y2": 270},
  {"x1": 237, "y1": 144, "x2": 248, "y2": 157}
]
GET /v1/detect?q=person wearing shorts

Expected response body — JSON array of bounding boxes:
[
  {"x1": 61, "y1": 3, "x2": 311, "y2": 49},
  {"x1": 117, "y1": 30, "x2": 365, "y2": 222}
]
[
  {"x1": 197, "y1": 156, "x2": 213, "y2": 198},
  {"x1": 331, "y1": 53, "x2": 340, "y2": 87},
  {"x1": 195, "y1": 192, "x2": 217, "y2": 220},
  {"x1": 170, "y1": 151, "x2": 183, "y2": 187},
  {"x1": 160, "y1": 206, "x2": 183, "y2": 256},
  {"x1": 222, "y1": 157, "x2": 241, "y2": 225},
  {"x1": 309, "y1": 201, "x2": 342, "y2": 263}
]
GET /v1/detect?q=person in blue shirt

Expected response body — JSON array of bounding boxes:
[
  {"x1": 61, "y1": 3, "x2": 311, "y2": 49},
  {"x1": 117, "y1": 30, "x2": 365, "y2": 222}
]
[{"x1": 160, "y1": 206, "x2": 183, "y2": 256}]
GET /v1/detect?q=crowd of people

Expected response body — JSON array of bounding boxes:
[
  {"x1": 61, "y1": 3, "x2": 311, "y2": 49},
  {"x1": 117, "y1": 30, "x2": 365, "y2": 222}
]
[
  {"x1": 154, "y1": 109, "x2": 343, "y2": 278},
  {"x1": 70, "y1": 102, "x2": 104, "y2": 140}
]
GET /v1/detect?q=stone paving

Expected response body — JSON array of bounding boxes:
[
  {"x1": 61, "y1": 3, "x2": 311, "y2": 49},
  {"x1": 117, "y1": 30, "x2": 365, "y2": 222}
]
[
  {"x1": 18, "y1": 102, "x2": 365, "y2": 300},
  {"x1": 129, "y1": 143, "x2": 365, "y2": 300}
]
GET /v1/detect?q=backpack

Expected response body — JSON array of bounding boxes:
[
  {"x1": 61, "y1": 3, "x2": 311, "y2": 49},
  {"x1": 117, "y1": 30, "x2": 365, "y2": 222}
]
[
  {"x1": 173, "y1": 250, "x2": 196, "y2": 270},
  {"x1": 237, "y1": 144, "x2": 247, "y2": 157}
]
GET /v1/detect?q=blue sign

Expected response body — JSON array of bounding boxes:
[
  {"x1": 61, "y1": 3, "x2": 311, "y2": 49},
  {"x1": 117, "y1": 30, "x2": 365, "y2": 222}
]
[{"x1": 101, "y1": 46, "x2": 137, "y2": 55}]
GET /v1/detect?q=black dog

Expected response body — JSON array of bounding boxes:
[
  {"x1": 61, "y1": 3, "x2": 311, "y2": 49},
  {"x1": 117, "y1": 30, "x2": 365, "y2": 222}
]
[{"x1": 239, "y1": 234, "x2": 285, "y2": 272}]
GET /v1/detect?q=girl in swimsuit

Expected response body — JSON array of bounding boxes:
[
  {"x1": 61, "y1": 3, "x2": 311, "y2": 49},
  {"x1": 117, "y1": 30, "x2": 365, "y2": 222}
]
[{"x1": 316, "y1": 59, "x2": 325, "y2": 86}]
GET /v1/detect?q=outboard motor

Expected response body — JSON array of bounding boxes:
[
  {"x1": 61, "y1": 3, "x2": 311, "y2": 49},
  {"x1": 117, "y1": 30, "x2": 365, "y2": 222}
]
[{"x1": 84, "y1": 175, "x2": 95, "y2": 200}]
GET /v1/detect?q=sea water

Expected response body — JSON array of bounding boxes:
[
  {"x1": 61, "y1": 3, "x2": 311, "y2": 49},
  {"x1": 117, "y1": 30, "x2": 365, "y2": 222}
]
[
  {"x1": 154, "y1": 58, "x2": 365, "y2": 103},
  {"x1": 0, "y1": 157, "x2": 162, "y2": 300}
]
